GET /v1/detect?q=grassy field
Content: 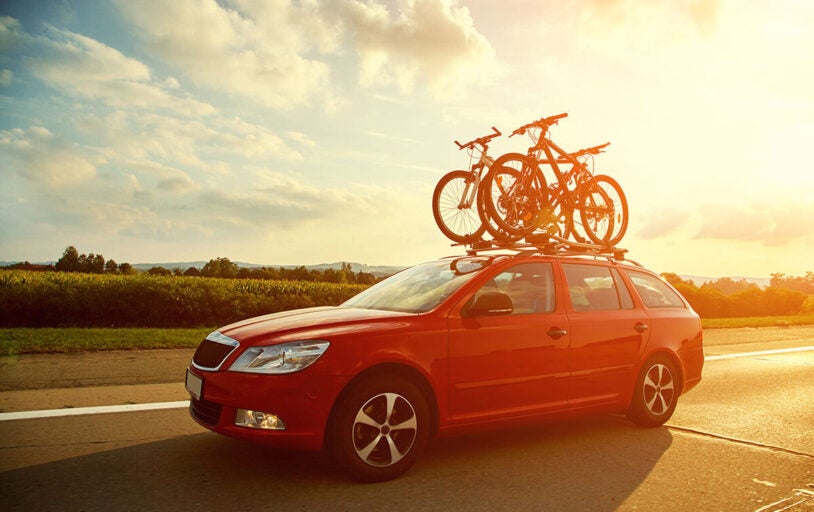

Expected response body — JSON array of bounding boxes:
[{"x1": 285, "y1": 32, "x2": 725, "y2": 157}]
[
  {"x1": 1, "y1": 315, "x2": 813, "y2": 356},
  {"x1": 0, "y1": 327, "x2": 213, "y2": 356},
  {"x1": 701, "y1": 314, "x2": 814, "y2": 329}
]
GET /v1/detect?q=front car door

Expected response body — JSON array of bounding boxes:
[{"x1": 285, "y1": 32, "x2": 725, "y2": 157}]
[{"x1": 447, "y1": 261, "x2": 571, "y2": 423}]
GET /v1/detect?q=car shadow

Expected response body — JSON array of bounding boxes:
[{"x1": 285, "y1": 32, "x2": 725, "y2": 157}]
[{"x1": 1, "y1": 415, "x2": 671, "y2": 512}]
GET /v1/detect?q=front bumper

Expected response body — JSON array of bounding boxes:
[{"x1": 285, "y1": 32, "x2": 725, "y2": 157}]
[{"x1": 186, "y1": 366, "x2": 350, "y2": 452}]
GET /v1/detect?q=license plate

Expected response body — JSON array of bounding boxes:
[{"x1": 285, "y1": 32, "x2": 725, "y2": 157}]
[{"x1": 185, "y1": 370, "x2": 203, "y2": 401}]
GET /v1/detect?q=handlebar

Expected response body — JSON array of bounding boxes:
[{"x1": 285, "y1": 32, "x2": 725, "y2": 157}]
[
  {"x1": 510, "y1": 113, "x2": 568, "y2": 137},
  {"x1": 455, "y1": 126, "x2": 502, "y2": 150},
  {"x1": 570, "y1": 142, "x2": 610, "y2": 157}
]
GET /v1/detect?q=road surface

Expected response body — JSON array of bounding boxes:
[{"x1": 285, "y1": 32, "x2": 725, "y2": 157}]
[{"x1": 1, "y1": 327, "x2": 813, "y2": 511}]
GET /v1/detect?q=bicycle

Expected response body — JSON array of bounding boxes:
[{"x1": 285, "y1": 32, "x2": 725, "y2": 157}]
[
  {"x1": 478, "y1": 113, "x2": 628, "y2": 246},
  {"x1": 432, "y1": 127, "x2": 509, "y2": 244}
]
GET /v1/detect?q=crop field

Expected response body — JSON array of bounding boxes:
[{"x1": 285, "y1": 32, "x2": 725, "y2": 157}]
[{"x1": 0, "y1": 270, "x2": 368, "y2": 328}]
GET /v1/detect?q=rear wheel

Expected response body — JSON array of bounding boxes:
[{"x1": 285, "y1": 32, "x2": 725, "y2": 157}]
[
  {"x1": 480, "y1": 153, "x2": 548, "y2": 238},
  {"x1": 328, "y1": 375, "x2": 430, "y2": 482},
  {"x1": 627, "y1": 355, "x2": 680, "y2": 427},
  {"x1": 478, "y1": 165, "x2": 523, "y2": 243}
]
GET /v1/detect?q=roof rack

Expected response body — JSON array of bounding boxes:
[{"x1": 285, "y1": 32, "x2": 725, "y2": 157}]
[{"x1": 461, "y1": 234, "x2": 641, "y2": 266}]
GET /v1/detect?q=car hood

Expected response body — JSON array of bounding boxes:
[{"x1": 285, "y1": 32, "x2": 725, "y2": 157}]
[{"x1": 217, "y1": 306, "x2": 415, "y2": 346}]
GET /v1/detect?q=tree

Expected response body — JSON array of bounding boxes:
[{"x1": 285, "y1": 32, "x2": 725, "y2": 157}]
[
  {"x1": 201, "y1": 257, "x2": 238, "y2": 278},
  {"x1": 105, "y1": 259, "x2": 119, "y2": 274},
  {"x1": 119, "y1": 262, "x2": 137, "y2": 275},
  {"x1": 55, "y1": 246, "x2": 80, "y2": 272},
  {"x1": 147, "y1": 266, "x2": 172, "y2": 276},
  {"x1": 708, "y1": 277, "x2": 759, "y2": 296}
]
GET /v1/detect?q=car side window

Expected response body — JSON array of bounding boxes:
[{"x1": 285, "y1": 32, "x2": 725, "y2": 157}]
[
  {"x1": 470, "y1": 263, "x2": 556, "y2": 315},
  {"x1": 625, "y1": 270, "x2": 687, "y2": 308},
  {"x1": 612, "y1": 268, "x2": 635, "y2": 309},
  {"x1": 563, "y1": 263, "x2": 627, "y2": 311}
]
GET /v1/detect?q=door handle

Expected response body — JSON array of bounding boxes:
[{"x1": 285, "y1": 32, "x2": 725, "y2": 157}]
[
  {"x1": 547, "y1": 327, "x2": 568, "y2": 339},
  {"x1": 634, "y1": 322, "x2": 649, "y2": 333}
]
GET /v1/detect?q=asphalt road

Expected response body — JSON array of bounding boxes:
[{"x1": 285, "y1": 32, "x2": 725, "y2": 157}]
[{"x1": 1, "y1": 327, "x2": 813, "y2": 511}]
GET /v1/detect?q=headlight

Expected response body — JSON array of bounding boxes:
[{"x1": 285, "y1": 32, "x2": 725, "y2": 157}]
[{"x1": 228, "y1": 341, "x2": 330, "y2": 374}]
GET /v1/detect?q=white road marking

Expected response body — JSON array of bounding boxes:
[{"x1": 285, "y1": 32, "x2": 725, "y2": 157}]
[
  {"x1": 705, "y1": 346, "x2": 814, "y2": 361},
  {"x1": 2, "y1": 345, "x2": 813, "y2": 421},
  {"x1": 0, "y1": 400, "x2": 189, "y2": 421}
]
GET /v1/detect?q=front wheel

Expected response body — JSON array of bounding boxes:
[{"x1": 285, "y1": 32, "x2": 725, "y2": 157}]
[
  {"x1": 590, "y1": 175, "x2": 628, "y2": 246},
  {"x1": 432, "y1": 170, "x2": 486, "y2": 244},
  {"x1": 328, "y1": 375, "x2": 430, "y2": 482},
  {"x1": 627, "y1": 356, "x2": 680, "y2": 427}
]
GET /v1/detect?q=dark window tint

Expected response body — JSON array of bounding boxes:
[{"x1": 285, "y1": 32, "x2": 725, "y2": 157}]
[{"x1": 625, "y1": 270, "x2": 687, "y2": 308}]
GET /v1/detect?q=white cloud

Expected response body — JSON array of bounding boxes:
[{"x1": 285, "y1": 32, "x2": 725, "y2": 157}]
[
  {"x1": 335, "y1": 0, "x2": 496, "y2": 98},
  {"x1": 116, "y1": 0, "x2": 495, "y2": 106},
  {"x1": 0, "y1": 126, "x2": 98, "y2": 187},
  {"x1": 21, "y1": 24, "x2": 214, "y2": 116},
  {"x1": 116, "y1": 0, "x2": 334, "y2": 110},
  {"x1": 0, "y1": 69, "x2": 12, "y2": 86},
  {"x1": 0, "y1": 15, "x2": 25, "y2": 53}
]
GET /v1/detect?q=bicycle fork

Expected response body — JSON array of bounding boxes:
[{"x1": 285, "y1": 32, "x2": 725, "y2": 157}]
[{"x1": 457, "y1": 172, "x2": 481, "y2": 210}]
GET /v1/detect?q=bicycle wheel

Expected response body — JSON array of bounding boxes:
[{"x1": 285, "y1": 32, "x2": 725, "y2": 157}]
[
  {"x1": 480, "y1": 153, "x2": 548, "y2": 238},
  {"x1": 432, "y1": 170, "x2": 486, "y2": 244},
  {"x1": 578, "y1": 175, "x2": 628, "y2": 246},
  {"x1": 545, "y1": 186, "x2": 575, "y2": 241},
  {"x1": 592, "y1": 175, "x2": 628, "y2": 246},
  {"x1": 477, "y1": 166, "x2": 523, "y2": 243}
]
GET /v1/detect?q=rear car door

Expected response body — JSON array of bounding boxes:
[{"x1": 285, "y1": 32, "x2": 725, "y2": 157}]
[
  {"x1": 448, "y1": 261, "x2": 571, "y2": 423},
  {"x1": 561, "y1": 262, "x2": 650, "y2": 408}
]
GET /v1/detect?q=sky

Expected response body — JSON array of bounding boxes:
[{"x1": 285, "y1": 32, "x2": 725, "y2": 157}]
[{"x1": 0, "y1": 0, "x2": 812, "y2": 278}]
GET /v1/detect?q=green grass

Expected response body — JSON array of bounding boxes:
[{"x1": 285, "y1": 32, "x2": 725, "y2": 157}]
[
  {"x1": 3, "y1": 314, "x2": 814, "y2": 356},
  {"x1": 701, "y1": 314, "x2": 814, "y2": 329},
  {"x1": 0, "y1": 327, "x2": 213, "y2": 356}
]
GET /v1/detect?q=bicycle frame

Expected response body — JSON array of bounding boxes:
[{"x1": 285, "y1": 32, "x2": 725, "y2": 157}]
[{"x1": 457, "y1": 151, "x2": 495, "y2": 209}]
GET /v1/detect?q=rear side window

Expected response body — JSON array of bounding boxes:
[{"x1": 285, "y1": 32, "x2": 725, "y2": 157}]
[
  {"x1": 625, "y1": 270, "x2": 686, "y2": 308},
  {"x1": 563, "y1": 263, "x2": 630, "y2": 311}
]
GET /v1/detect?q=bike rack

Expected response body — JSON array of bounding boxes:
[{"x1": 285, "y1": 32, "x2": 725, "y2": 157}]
[{"x1": 461, "y1": 234, "x2": 640, "y2": 266}]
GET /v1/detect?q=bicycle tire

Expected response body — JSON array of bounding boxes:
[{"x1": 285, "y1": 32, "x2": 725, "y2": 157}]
[
  {"x1": 578, "y1": 175, "x2": 628, "y2": 246},
  {"x1": 592, "y1": 174, "x2": 628, "y2": 246},
  {"x1": 432, "y1": 170, "x2": 486, "y2": 244},
  {"x1": 477, "y1": 166, "x2": 523, "y2": 243},
  {"x1": 544, "y1": 186, "x2": 575, "y2": 241},
  {"x1": 479, "y1": 153, "x2": 548, "y2": 238}
]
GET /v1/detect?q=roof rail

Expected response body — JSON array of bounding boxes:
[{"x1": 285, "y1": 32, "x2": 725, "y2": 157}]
[{"x1": 462, "y1": 234, "x2": 639, "y2": 266}]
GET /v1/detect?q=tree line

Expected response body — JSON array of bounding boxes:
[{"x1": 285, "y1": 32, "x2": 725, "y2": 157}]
[
  {"x1": 2, "y1": 246, "x2": 379, "y2": 285},
  {"x1": 4, "y1": 246, "x2": 812, "y2": 318},
  {"x1": 661, "y1": 273, "x2": 813, "y2": 318}
]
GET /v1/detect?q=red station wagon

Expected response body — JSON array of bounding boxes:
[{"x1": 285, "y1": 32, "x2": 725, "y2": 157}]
[{"x1": 185, "y1": 248, "x2": 704, "y2": 482}]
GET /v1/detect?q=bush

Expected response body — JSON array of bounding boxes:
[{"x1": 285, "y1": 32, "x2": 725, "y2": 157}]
[{"x1": 0, "y1": 270, "x2": 368, "y2": 328}]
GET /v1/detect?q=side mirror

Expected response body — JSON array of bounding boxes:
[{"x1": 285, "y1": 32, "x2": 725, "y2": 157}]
[{"x1": 463, "y1": 292, "x2": 513, "y2": 318}]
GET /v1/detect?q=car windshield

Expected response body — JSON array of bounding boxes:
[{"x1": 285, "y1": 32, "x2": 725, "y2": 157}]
[{"x1": 342, "y1": 260, "x2": 480, "y2": 313}]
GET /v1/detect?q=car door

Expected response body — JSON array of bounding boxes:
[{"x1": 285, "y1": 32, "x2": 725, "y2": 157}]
[
  {"x1": 447, "y1": 261, "x2": 571, "y2": 423},
  {"x1": 561, "y1": 262, "x2": 650, "y2": 408}
]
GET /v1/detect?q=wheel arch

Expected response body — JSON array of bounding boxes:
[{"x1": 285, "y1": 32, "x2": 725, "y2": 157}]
[
  {"x1": 638, "y1": 348, "x2": 685, "y2": 396},
  {"x1": 325, "y1": 362, "x2": 440, "y2": 446}
]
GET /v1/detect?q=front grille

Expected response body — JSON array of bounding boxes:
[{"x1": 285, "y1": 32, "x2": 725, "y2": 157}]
[
  {"x1": 190, "y1": 397, "x2": 222, "y2": 426},
  {"x1": 192, "y1": 333, "x2": 238, "y2": 370}
]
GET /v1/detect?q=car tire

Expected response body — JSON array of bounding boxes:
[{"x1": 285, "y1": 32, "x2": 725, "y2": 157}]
[
  {"x1": 627, "y1": 355, "x2": 680, "y2": 428},
  {"x1": 328, "y1": 375, "x2": 430, "y2": 482}
]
